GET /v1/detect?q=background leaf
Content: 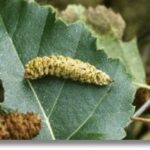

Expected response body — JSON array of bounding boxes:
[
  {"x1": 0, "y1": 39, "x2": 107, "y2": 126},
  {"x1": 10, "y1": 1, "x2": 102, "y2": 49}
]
[
  {"x1": 97, "y1": 35, "x2": 148, "y2": 90},
  {"x1": 0, "y1": 0, "x2": 135, "y2": 140}
]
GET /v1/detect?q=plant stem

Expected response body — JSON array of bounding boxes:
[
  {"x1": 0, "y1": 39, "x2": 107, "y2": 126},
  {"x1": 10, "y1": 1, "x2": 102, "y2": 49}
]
[
  {"x1": 131, "y1": 116, "x2": 150, "y2": 123},
  {"x1": 127, "y1": 99, "x2": 150, "y2": 126}
]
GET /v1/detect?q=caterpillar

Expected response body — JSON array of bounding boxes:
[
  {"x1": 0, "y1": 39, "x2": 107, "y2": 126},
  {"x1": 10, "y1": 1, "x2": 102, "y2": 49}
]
[
  {"x1": 24, "y1": 55, "x2": 112, "y2": 85},
  {"x1": 0, "y1": 112, "x2": 41, "y2": 139}
]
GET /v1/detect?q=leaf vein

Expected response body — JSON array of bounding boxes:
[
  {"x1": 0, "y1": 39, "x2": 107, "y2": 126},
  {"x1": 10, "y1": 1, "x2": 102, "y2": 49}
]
[{"x1": 67, "y1": 64, "x2": 119, "y2": 139}]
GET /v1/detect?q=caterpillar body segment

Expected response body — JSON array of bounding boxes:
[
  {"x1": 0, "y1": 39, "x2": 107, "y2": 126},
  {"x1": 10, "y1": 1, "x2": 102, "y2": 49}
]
[{"x1": 24, "y1": 55, "x2": 112, "y2": 85}]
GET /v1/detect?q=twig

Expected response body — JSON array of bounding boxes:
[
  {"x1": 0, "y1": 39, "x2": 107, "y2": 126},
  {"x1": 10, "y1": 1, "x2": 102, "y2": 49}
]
[
  {"x1": 133, "y1": 99, "x2": 150, "y2": 117},
  {"x1": 131, "y1": 116, "x2": 150, "y2": 123},
  {"x1": 126, "y1": 99, "x2": 150, "y2": 126}
]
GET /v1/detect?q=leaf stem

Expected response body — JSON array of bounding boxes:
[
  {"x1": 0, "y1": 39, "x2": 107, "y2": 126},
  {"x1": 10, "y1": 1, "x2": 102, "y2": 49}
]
[
  {"x1": 131, "y1": 116, "x2": 150, "y2": 123},
  {"x1": 127, "y1": 99, "x2": 150, "y2": 126}
]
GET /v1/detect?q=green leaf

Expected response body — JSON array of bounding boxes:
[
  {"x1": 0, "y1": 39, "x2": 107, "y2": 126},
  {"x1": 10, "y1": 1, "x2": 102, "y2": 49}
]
[
  {"x1": 0, "y1": 0, "x2": 135, "y2": 140},
  {"x1": 97, "y1": 35, "x2": 150, "y2": 90}
]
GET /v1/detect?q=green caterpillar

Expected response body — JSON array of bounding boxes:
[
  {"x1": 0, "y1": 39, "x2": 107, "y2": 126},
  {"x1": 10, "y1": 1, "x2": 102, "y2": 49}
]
[{"x1": 24, "y1": 55, "x2": 112, "y2": 85}]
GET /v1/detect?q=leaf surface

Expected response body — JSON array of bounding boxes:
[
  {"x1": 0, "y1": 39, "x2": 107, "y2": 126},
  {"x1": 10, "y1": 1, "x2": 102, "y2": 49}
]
[{"x1": 0, "y1": 0, "x2": 135, "y2": 140}]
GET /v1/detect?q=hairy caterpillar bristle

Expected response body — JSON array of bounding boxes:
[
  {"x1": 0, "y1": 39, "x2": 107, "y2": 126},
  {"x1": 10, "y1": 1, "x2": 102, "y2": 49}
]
[
  {"x1": 25, "y1": 55, "x2": 112, "y2": 85},
  {"x1": 0, "y1": 112, "x2": 41, "y2": 140}
]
